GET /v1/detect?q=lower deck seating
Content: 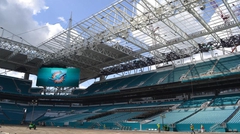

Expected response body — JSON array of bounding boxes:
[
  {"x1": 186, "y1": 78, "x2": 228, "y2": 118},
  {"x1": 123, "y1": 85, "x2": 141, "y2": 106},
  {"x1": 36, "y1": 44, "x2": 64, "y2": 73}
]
[
  {"x1": 90, "y1": 112, "x2": 138, "y2": 123},
  {"x1": 25, "y1": 111, "x2": 46, "y2": 121},
  {"x1": 0, "y1": 91, "x2": 240, "y2": 132},
  {"x1": 148, "y1": 108, "x2": 199, "y2": 125},
  {"x1": 48, "y1": 113, "x2": 97, "y2": 123},
  {"x1": 180, "y1": 106, "x2": 236, "y2": 124}
]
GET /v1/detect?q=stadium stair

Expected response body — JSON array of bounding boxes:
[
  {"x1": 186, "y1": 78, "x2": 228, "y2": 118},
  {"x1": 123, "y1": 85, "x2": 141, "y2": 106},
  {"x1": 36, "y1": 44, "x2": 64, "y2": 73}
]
[
  {"x1": 205, "y1": 98, "x2": 215, "y2": 107},
  {"x1": 115, "y1": 122, "x2": 123, "y2": 128},
  {"x1": 132, "y1": 109, "x2": 165, "y2": 120},
  {"x1": 201, "y1": 60, "x2": 219, "y2": 76},
  {"x1": 126, "y1": 72, "x2": 155, "y2": 88},
  {"x1": 140, "y1": 73, "x2": 156, "y2": 85},
  {"x1": 223, "y1": 106, "x2": 240, "y2": 124},
  {"x1": 34, "y1": 112, "x2": 47, "y2": 122},
  {"x1": 25, "y1": 111, "x2": 47, "y2": 122},
  {"x1": 121, "y1": 75, "x2": 141, "y2": 89},
  {"x1": 140, "y1": 70, "x2": 170, "y2": 87},
  {"x1": 171, "y1": 104, "x2": 181, "y2": 110},
  {"x1": 209, "y1": 102, "x2": 240, "y2": 132},
  {"x1": 1, "y1": 110, "x2": 10, "y2": 120},
  {"x1": 96, "y1": 122, "x2": 102, "y2": 127},
  {"x1": 89, "y1": 122, "x2": 101, "y2": 129},
  {"x1": 181, "y1": 64, "x2": 195, "y2": 79},
  {"x1": 174, "y1": 108, "x2": 202, "y2": 125},
  {"x1": 210, "y1": 123, "x2": 224, "y2": 132},
  {"x1": 158, "y1": 69, "x2": 174, "y2": 84},
  {"x1": 167, "y1": 65, "x2": 191, "y2": 83},
  {"x1": 86, "y1": 111, "x2": 114, "y2": 121},
  {"x1": 200, "y1": 101, "x2": 211, "y2": 109}
]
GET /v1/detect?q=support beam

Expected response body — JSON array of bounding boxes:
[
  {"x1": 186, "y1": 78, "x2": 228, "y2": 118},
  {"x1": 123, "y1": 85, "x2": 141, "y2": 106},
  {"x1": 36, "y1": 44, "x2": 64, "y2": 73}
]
[
  {"x1": 185, "y1": 3, "x2": 221, "y2": 42},
  {"x1": 0, "y1": 36, "x2": 50, "y2": 67},
  {"x1": 113, "y1": 6, "x2": 177, "y2": 55},
  {"x1": 95, "y1": 16, "x2": 150, "y2": 51},
  {"x1": 94, "y1": 16, "x2": 149, "y2": 61},
  {"x1": 0, "y1": 57, "x2": 38, "y2": 69},
  {"x1": 77, "y1": 25, "x2": 119, "y2": 60},
  {"x1": 222, "y1": 0, "x2": 240, "y2": 29},
  {"x1": 24, "y1": 73, "x2": 30, "y2": 80},
  {"x1": 7, "y1": 50, "x2": 19, "y2": 59},
  {"x1": 141, "y1": 0, "x2": 199, "y2": 49}
]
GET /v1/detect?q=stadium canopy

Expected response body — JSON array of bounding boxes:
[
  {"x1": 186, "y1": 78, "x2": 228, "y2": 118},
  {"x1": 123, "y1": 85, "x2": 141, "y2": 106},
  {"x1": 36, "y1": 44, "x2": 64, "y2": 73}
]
[{"x1": 0, "y1": 0, "x2": 240, "y2": 81}]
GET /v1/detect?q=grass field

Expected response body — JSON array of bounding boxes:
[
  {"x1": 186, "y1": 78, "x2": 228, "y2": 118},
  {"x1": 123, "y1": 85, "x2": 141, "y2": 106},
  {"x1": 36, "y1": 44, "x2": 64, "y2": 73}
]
[
  {"x1": 0, "y1": 125, "x2": 159, "y2": 134},
  {"x1": 0, "y1": 125, "x2": 224, "y2": 134}
]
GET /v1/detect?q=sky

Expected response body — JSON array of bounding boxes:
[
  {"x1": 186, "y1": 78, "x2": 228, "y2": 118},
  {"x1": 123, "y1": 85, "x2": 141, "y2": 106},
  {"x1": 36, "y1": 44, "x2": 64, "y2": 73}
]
[
  {"x1": 0, "y1": 0, "x2": 117, "y2": 46},
  {"x1": 0, "y1": 0, "x2": 116, "y2": 89},
  {"x1": 33, "y1": 0, "x2": 118, "y2": 28}
]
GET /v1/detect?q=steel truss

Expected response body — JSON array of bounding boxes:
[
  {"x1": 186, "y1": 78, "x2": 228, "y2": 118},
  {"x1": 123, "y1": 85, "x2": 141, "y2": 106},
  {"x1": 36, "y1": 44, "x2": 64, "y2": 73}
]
[
  {"x1": 0, "y1": 0, "x2": 239, "y2": 80},
  {"x1": 0, "y1": 28, "x2": 51, "y2": 71}
]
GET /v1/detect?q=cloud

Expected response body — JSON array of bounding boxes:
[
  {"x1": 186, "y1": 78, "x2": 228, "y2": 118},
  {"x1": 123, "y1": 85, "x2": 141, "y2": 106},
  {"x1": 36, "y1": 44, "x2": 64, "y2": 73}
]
[
  {"x1": 13, "y1": 0, "x2": 49, "y2": 15},
  {"x1": 0, "y1": 0, "x2": 67, "y2": 87},
  {"x1": 58, "y1": 17, "x2": 66, "y2": 23},
  {"x1": 0, "y1": 0, "x2": 64, "y2": 46},
  {"x1": 45, "y1": 23, "x2": 64, "y2": 38}
]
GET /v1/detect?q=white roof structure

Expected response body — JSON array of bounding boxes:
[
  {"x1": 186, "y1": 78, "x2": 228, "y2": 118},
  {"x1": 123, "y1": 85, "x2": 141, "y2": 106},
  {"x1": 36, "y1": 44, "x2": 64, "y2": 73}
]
[{"x1": 0, "y1": 0, "x2": 240, "y2": 81}]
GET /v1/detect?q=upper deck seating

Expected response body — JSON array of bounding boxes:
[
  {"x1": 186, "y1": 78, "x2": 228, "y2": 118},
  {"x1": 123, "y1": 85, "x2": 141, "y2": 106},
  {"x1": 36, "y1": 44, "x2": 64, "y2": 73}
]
[
  {"x1": 211, "y1": 94, "x2": 240, "y2": 106},
  {"x1": 178, "y1": 96, "x2": 213, "y2": 108}
]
